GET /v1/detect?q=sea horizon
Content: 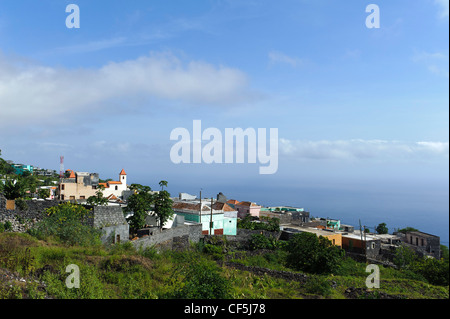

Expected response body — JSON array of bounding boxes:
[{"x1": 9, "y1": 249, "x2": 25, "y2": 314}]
[{"x1": 167, "y1": 181, "x2": 449, "y2": 247}]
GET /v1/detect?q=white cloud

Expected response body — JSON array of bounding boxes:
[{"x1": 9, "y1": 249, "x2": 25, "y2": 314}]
[
  {"x1": 0, "y1": 51, "x2": 255, "y2": 128},
  {"x1": 268, "y1": 51, "x2": 303, "y2": 68},
  {"x1": 279, "y1": 139, "x2": 449, "y2": 160},
  {"x1": 412, "y1": 50, "x2": 449, "y2": 78},
  {"x1": 435, "y1": 0, "x2": 449, "y2": 18}
]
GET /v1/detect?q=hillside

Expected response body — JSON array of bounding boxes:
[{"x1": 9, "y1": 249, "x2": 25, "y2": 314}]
[{"x1": 0, "y1": 232, "x2": 448, "y2": 300}]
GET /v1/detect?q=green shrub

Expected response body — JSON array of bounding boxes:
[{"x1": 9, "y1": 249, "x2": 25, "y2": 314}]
[
  {"x1": 249, "y1": 234, "x2": 274, "y2": 250},
  {"x1": 238, "y1": 215, "x2": 280, "y2": 232},
  {"x1": 30, "y1": 202, "x2": 101, "y2": 247},
  {"x1": 4, "y1": 221, "x2": 12, "y2": 231},
  {"x1": 172, "y1": 260, "x2": 231, "y2": 299},
  {"x1": 286, "y1": 232, "x2": 345, "y2": 274},
  {"x1": 410, "y1": 257, "x2": 449, "y2": 286},
  {"x1": 14, "y1": 198, "x2": 28, "y2": 211}
]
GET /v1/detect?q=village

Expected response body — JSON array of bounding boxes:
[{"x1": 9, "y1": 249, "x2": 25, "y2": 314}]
[{"x1": 0, "y1": 163, "x2": 443, "y2": 266}]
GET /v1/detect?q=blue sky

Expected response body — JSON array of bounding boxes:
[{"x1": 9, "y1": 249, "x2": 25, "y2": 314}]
[{"x1": 0, "y1": 1, "x2": 448, "y2": 236}]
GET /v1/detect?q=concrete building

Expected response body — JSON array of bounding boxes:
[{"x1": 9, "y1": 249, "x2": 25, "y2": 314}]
[
  {"x1": 398, "y1": 231, "x2": 441, "y2": 259},
  {"x1": 12, "y1": 164, "x2": 33, "y2": 176},
  {"x1": 86, "y1": 205, "x2": 130, "y2": 245},
  {"x1": 235, "y1": 201, "x2": 262, "y2": 218},
  {"x1": 179, "y1": 192, "x2": 197, "y2": 201},
  {"x1": 172, "y1": 199, "x2": 238, "y2": 235},
  {"x1": 281, "y1": 225, "x2": 342, "y2": 247},
  {"x1": 260, "y1": 207, "x2": 310, "y2": 224},
  {"x1": 59, "y1": 171, "x2": 99, "y2": 201},
  {"x1": 341, "y1": 232, "x2": 381, "y2": 259}
]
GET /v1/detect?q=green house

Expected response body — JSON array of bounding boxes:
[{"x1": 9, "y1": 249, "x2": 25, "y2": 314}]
[{"x1": 173, "y1": 201, "x2": 237, "y2": 236}]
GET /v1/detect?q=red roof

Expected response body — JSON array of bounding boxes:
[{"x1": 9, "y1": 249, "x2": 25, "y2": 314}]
[{"x1": 119, "y1": 169, "x2": 127, "y2": 175}]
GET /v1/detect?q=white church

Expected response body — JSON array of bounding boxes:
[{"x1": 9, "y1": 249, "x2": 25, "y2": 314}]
[{"x1": 99, "y1": 169, "x2": 129, "y2": 199}]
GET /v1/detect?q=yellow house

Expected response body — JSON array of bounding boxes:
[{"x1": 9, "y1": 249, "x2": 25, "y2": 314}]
[
  {"x1": 59, "y1": 170, "x2": 99, "y2": 201},
  {"x1": 283, "y1": 226, "x2": 342, "y2": 247}
]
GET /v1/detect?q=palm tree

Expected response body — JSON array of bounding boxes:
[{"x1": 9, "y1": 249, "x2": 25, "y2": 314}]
[{"x1": 159, "y1": 180, "x2": 168, "y2": 191}]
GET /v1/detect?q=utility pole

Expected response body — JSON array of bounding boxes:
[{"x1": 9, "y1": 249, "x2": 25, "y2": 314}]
[
  {"x1": 210, "y1": 197, "x2": 213, "y2": 235},
  {"x1": 199, "y1": 189, "x2": 202, "y2": 224},
  {"x1": 359, "y1": 219, "x2": 363, "y2": 241}
]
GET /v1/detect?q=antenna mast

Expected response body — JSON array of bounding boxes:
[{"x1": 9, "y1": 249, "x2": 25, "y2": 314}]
[{"x1": 60, "y1": 156, "x2": 64, "y2": 178}]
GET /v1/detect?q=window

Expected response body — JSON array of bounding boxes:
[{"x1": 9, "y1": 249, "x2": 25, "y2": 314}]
[
  {"x1": 116, "y1": 235, "x2": 121, "y2": 244},
  {"x1": 416, "y1": 238, "x2": 419, "y2": 246},
  {"x1": 421, "y1": 238, "x2": 424, "y2": 246},
  {"x1": 61, "y1": 184, "x2": 65, "y2": 190},
  {"x1": 371, "y1": 242, "x2": 376, "y2": 249},
  {"x1": 115, "y1": 186, "x2": 118, "y2": 190},
  {"x1": 80, "y1": 196, "x2": 85, "y2": 200}
]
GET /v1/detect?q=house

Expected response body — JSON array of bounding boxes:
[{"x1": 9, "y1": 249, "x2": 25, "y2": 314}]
[
  {"x1": 98, "y1": 169, "x2": 129, "y2": 199},
  {"x1": 179, "y1": 192, "x2": 197, "y2": 201},
  {"x1": 172, "y1": 199, "x2": 238, "y2": 235},
  {"x1": 260, "y1": 206, "x2": 310, "y2": 224},
  {"x1": 12, "y1": 164, "x2": 33, "y2": 176},
  {"x1": 280, "y1": 225, "x2": 342, "y2": 247},
  {"x1": 341, "y1": 232, "x2": 381, "y2": 259},
  {"x1": 397, "y1": 230, "x2": 441, "y2": 259},
  {"x1": 226, "y1": 199, "x2": 240, "y2": 209},
  {"x1": 86, "y1": 205, "x2": 129, "y2": 245},
  {"x1": 305, "y1": 217, "x2": 341, "y2": 230},
  {"x1": 235, "y1": 201, "x2": 262, "y2": 218},
  {"x1": 59, "y1": 170, "x2": 100, "y2": 201}
]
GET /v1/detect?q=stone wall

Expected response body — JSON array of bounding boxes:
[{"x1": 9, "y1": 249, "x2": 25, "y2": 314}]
[
  {"x1": 0, "y1": 195, "x2": 61, "y2": 232},
  {"x1": 84, "y1": 205, "x2": 130, "y2": 245},
  {"x1": 131, "y1": 223, "x2": 203, "y2": 251}
]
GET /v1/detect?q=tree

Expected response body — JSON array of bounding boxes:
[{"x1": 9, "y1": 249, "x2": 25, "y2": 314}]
[
  {"x1": 87, "y1": 185, "x2": 108, "y2": 206},
  {"x1": 124, "y1": 184, "x2": 154, "y2": 231},
  {"x1": 3, "y1": 179, "x2": 25, "y2": 200},
  {"x1": 397, "y1": 226, "x2": 419, "y2": 233},
  {"x1": 376, "y1": 222, "x2": 388, "y2": 234},
  {"x1": 393, "y1": 245, "x2": 418, "y2": 269},
  {"x1": 286, "y1": 232, "x2": 345, "y2": 274},
  {"x1": 38, "y1": 188, "x2": 51, "y2": 199},
  {"x1": 154, "y1": 183, "x2": 174, "y2": 229},
  {"x1": 159, "y1": 180, "x2": 168, "y2": 190}
]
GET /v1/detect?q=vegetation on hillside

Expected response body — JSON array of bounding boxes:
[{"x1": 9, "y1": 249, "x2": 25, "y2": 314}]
[{"x1": 0, "y1": 202, "x2": 448, "y2": 299}]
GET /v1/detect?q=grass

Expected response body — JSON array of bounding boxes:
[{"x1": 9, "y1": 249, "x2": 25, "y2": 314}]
[{"x1": 0, "y1": 232, "x2": 448, "y2": 299}]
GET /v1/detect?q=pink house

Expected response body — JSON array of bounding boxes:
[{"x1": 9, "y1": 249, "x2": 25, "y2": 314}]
[{"x1": 235, "y1": 201, "x2": 262, "y2": 219}]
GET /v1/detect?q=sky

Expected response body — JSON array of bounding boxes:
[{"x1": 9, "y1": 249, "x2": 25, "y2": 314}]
[{"x1": 0, "y1": 1, "x2": 448, "y2": 239}]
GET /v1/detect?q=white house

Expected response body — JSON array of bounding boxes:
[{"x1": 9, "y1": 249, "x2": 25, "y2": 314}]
[{"x1": 99, "y1": 169, "x2": 129, "y2": 199}]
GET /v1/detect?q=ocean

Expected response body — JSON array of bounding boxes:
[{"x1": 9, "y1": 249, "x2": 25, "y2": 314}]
[{"x1": 170, "y1": 181, "x2": 449, "y2": 247}]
